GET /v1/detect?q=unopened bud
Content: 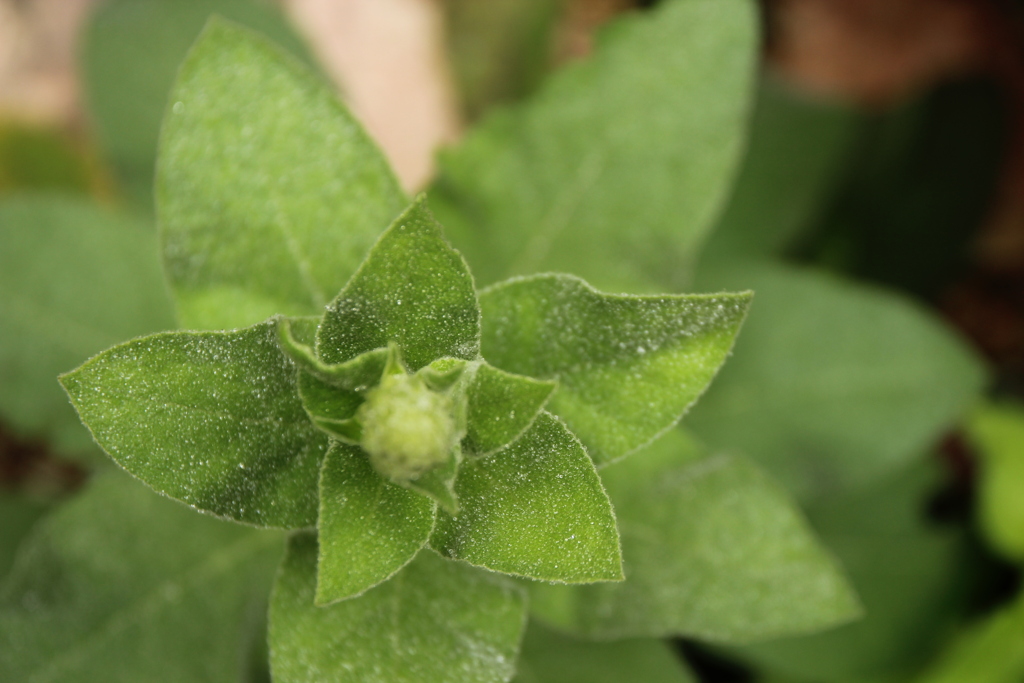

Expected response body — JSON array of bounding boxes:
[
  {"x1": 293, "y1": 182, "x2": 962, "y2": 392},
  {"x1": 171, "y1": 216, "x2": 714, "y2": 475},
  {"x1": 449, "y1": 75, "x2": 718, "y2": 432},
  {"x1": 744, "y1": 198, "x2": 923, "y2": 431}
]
[{"x1": 358, "y1": 373, "x2": 456, "y2": 481}]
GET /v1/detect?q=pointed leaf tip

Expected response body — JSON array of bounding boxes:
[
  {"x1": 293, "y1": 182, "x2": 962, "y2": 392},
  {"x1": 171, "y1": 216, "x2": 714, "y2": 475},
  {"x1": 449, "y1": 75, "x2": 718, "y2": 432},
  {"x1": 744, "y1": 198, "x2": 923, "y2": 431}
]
[
  {"x1": 158, "y1": 16, "x2": 405, "y2": 329},
  {"x1": 317, "y1": 196, "x2": 480, "y2": 371},
  {"x1": 61, "y1": 319, "x2": 328, "y2": 528},
  {"x1": 315, "y1": 443, "x2": 435, "y2": 605},
  {"x1": 481, "y1": 274, "x2": 752, "y2": 466},
  {"x1": 432, "y1": 412, "x2": 622, "y2": 583}
]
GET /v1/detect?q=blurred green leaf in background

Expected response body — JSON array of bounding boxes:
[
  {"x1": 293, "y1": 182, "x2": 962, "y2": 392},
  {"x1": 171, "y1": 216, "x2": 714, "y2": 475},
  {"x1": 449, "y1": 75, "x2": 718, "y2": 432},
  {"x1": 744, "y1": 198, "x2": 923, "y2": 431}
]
[{"x1": 82, "y1": 0, "x2": 314, "y2": 213}]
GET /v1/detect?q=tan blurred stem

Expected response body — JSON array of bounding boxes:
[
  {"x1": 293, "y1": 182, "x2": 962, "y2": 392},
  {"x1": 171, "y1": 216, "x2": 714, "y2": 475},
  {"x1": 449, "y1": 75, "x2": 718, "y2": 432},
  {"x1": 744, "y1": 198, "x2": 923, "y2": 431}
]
[
  {"x1": 282, "y1": 0, "x2": 462, "y2": 192},
  {"x1": 0, "y1": 0, "x2": 97, "y2": 125}
]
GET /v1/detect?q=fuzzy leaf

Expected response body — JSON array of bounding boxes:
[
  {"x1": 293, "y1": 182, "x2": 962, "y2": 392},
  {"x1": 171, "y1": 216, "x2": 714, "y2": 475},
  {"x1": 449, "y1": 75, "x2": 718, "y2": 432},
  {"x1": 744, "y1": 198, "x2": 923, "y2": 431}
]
[
  {"x1": 967, "y1": 403, "x2": 1024, "y2": 562},
  {"x1": 0, "y1": 473, "x2": 284, "y2": 683},
  {"x1": 318, "y1": 196, "x2": 480, "y2": 370},
  {"x1": 465, "y1": 362, "x2": 556, "y2": 456},
  {"x1": 403, "y1": 447, "x2": 462, "y2": 514},
  {"x1": 82, "y1": 0, "x2": 313, "y2": 211},
  {"x1": 316, "y1": 443, "x2": 436, "y2": 604},
  {"x1": 689, "y1": 262, "x2": 986, "y2": 500},
  {"x1": 480, "y1": 274, "x2": 751, "y2": 466},
  {"x1": 529, "y1": 430, "x2": 861, "y2": 643},
  {"x1": 513, "y1": 621, "x2": 696, "y2": 683},
  {"x1": 418, "y1": 357, "x2": 471, "y2": 394},
  {"x1": 0, "y1": 196, "x2": 174, "y2": 459},
  {"x1": 295, "y1": 372, "x2": 364, "y2": 441},
  {"x1": 431, "y1": 0, "x2": 758, "y2": 293},
  {"x1": 270, "y1": 533, "x2": 527, "y2": 683},
  {"x1": 432, "y1": 412, "x2": 622, "y2": 583},
  {"x1": 729, "y1": 460, "x2": 970, "y2": 680},
  {"x1": 288, "y1": 343, "x2": 390, "y2": 445},
  {"x1": 277, "y1": 318, "x2": 387, "y2": 390},
  {"x1": 158, "y1": 18, "x2": 405, "y2": 329},
  {"x1": 61, "y1": 319, "x2": 328, "y2": 528}
]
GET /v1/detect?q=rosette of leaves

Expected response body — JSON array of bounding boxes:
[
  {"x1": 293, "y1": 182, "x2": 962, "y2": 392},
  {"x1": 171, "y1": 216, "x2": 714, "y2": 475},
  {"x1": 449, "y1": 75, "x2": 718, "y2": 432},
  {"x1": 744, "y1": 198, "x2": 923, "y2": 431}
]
[
  {"x1": 60, "y1": 186, "x2": 753, "y2": 679},
  {"x1": 0, "y1": 15, "x2": 857, "y2": 683}
]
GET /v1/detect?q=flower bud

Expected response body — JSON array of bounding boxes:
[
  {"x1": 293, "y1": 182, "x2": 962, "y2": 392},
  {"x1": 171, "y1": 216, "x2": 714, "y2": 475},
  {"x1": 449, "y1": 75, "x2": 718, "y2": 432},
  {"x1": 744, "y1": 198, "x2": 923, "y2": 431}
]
[{"x1": 358, "y1": 372, "x2": 456, "y2": 481}]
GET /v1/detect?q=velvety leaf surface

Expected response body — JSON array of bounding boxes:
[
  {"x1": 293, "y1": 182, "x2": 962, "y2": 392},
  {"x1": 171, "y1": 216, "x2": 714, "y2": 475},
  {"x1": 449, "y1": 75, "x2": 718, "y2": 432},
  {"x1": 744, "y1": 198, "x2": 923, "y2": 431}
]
[
  {"x1": 404, "y1": 448, "x2": 462, "y2": 514},
  {"x1": 529, "y1": 429, "x2": 861, "y2": 643},
  {"x1": 270, "y1": 533, "x2": 527, "y2": 683},
  {"x1": 465, "y1": 362, "x2": 555, "y2": 456},
  {"x1": 289, "y1": 345, "x2": 390, "y2": 444},
  {"x1": 700, "y1": 76, "x2": 860, "y2": 262},
  {"x1": 316, "y1": 442, "x2": 436, "y2": 604},
  {"x1": 689, "y1": 262, "x2": 986, "y2": 500},
  {"x1": 278, "y1": 319, "x2": 387, "y2": 390},
  {"x1": 296, "y1": 372, "x2": 364, "y2": 440},
  {"x1": 0, "y1": 195, "x2": 174, "y2": 458},
  {"x1": 0, "y1": 473, "x2": 284, "y2": 683},
  {"x1": 480, "y1": 274, "x2": 751, "y2": 466},
  {"x1": 83, "y1": 0, "x2": 313, "y2": 211},
  {"x1": 730, "y1": 460, "x2": 971, "y2": 681},
  {"x1": 61, "y1": 319, "x2": 328, "y2": 528},
  {"x1": 158, "y1": 18, "x2": 405, "y2": 329},
  {"x1": 431, "y1": 0, "x2": 757, "y2": 294},
  {"x1": 431, "y1": 412, "x2": 622, "y2": 583},
  {"x1": 512, "y1": 620, "x2": 695, "y2": 683},
  {"x1": 967, "y1": 403, "x2": 1024, "y2": 562},
  {"x1": 916, "y1": 590, "x2": 1024, "y2": 683},
  {"x1": 318, "y1": 196, "x2": 479, "y2": 370}
]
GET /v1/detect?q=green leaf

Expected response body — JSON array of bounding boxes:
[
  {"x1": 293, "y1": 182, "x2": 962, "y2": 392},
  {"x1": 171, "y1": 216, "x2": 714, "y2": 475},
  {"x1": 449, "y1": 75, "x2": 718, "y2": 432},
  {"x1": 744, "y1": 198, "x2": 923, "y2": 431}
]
[
  {"x1": 689, "y1": 262, "x2": 986, "y2": 500},
  {"x1": 318, "y1": 196, "x2": 480, "y2": 371},
  {"x1": 296, "y1": 373, "x2": 364, "y2": 442},
  {"x1": 83, "y1": 0, "x2": 315, "y2": 212},
  {"x1": 158, "y1": 18, "x2": 406, "y2": 329},
  {"x1": 967, "y1": 402, "x2": 1024, "y2": 562},
  {"x1": 529, "y1": 430, "x2": 861, "y2": 643},
  {"x1": 61, "y1": 319, "x2": 328, "y2": 528},
  {"x1": 403, "y1": 447, "x2": 462, "y2": 515},
  {"x1": 916, "y1": 590, "x2": 1024, "y2": 683},
  {"x1": 277, "y1": 318, "x2": 388, "y2": 391},
  {"x1": 0, "y1": 195, "x2": 175, "y2": 459},
  {"x1": 431, "y1": 412, "x2": 622, "y2": 583},
  {"x1": 270, "y1": 532, "x2": 527, "y2": 683},
  {"x1": 700, "y1": 75, "x2": 860, "y2": 262},
  {"x1": 729, "y1": 460, "x2": 971, "y2": 681},
  {"x1": 513, "y1": 620, "x2": 696, "y2": 683},
  {"x1": 465, "y1": 362, "x2": 556, "y2": 456},
  {"x1": 480, "y1": 274, "x2": 751, "y2": 467},
  {"x1": 0, "y1": 472, "x2": 284, "y2": 683},
  {"x1": 282, "y1": 331, "x2": 390, "y2": 445},
  {"x1": 418, "y1": 357, "x2": 471, "y2": 394},
  {"x1": 431, "y1": 0, "x2": 758, "y2": 293},
  {"x1": 315, "y1": 443, "x2": 436, "y2": 605}
]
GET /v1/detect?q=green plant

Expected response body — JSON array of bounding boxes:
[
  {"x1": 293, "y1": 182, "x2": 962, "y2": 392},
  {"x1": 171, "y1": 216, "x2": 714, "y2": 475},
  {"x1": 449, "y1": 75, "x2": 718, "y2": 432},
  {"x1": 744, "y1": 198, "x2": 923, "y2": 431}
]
[
  {"x1": 0, "y1": 0, "x2": 1004, "y2": 681},
  {"x1": 0, "y1": 5, "x2": 864, "y2": 679}
]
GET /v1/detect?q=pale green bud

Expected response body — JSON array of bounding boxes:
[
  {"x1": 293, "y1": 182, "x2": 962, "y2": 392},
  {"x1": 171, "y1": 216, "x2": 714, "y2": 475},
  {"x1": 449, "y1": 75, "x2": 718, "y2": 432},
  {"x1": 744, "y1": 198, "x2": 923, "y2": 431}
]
[{"x1": 358, "y1": 372, "x2": 456, "y2": 481}]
